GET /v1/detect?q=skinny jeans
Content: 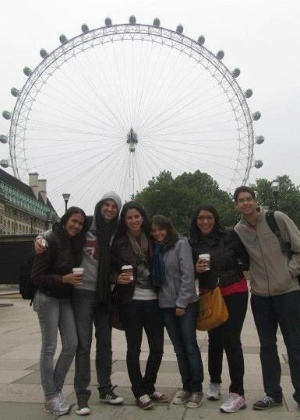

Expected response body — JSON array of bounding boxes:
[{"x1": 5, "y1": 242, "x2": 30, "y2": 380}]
[
  {"x1": 120, "y1": 299, "x2": 164, "y2": 399},
  {"x1": 208, "y1": 291, "x2": 248, "y2": 396},
  {"x1": 33, "y1": 290, "x2": 77, "y2": 398}
]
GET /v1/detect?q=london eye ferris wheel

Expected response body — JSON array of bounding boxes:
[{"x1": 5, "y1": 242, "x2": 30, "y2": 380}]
[{"x1": 1, "y1": 16, "x2": 264, "y2": 214}]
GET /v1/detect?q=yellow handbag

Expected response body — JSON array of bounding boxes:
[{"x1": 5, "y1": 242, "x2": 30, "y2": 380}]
[{"x1": 196, "y1": 285, "x2": 228, "y2": 331}]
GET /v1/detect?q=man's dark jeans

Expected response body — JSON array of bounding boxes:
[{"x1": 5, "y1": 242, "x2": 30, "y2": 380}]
[
  {"x1": 251, "y1": 290, "x2": 300, "y2": 403},
  {"x1": 120, "y1": 299, "x2": 164, "y2": 399},
  {"x1": 72, "y1": 289, "x2": 112, "y2": 397}
]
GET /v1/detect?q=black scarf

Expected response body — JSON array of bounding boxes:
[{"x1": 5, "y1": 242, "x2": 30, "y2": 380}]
[
  {"x1": 93, "y1": 211, "x2": 118, "y2": 305},
  {"x1": 151, "y1": 241, "x2": 166, "y2": 287}
]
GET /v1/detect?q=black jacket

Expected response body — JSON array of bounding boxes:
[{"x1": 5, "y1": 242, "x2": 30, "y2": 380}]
[
  {"x1": 110, "y1": 233, "x2": 153, "y2": 304},
  {"x1": 31, "y1": 228, "x2": 78, "y2": 299},
  {"x1": 189, "y1": 228, "x2": 249, "y2": 290}
]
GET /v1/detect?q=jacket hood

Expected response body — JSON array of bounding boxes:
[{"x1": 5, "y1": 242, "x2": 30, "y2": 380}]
[{"x1": 89, "y1": 191, "x2": 122, "y2": 233}]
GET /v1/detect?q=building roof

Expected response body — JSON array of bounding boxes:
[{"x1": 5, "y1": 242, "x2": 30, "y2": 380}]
[{"x1": 0, "y1": 168, "x2": 56, "y2": 211}]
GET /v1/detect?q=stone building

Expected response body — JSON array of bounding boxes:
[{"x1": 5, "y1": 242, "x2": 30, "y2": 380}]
[{"x1": 0, "y1": 169, "x2": 58, "y2": 235}]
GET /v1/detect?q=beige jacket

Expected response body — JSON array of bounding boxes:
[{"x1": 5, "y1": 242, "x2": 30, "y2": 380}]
[{"x1": 235, "y1": 208, "x2": 300, "y2": 296}]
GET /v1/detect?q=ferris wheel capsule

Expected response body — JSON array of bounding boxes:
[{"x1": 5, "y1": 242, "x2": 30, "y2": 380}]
[
  {"x1": 198, "y1": 35, "x2": 205, "y2": 45},
  {"x1": 255, "y1": 135, "x2": 264, "y2": 144},
  {"x1": 40, "y1": 49, "x2": 49, "y2": 59},
  {"x1": 105, "y1": 17, "x2": 112, "y2": 27},
  {"x1": 23, "y1": 67, "x2": 32, "y2": 77},
  {"x1": 11, "y1": 88, "x2": 20, "y2": 97},
  {"x1": 254, "y1": 160, "x2": 263, "y2": 168},
  {"x1": 232, "y1": 68, "x2": 240, "y2": 78},
  {"x1": 244, "y1": 89, "x2": 253, "y2": 98},
  {"x1": 0, "y1": 159, "x2": 9, "y2": 168},
  {"x1": 216, "y1": 50, "x2": 224, "y2": 60},
  {"x1": 81, "y1": 24, "x2": 89, "y2": 33},
  {"x1": 153, "y1": 18, "x2": 160, "y2": 27},
  {"x1": 2, "y1": 111, "x2": 11, "y2": 120},
  {"x1": 253, "y1": 112, "x2": 261, "y2": 121},
  {"x1": 176, "y1": 25, "x2": 184, "y2": 34},
  {"x1": 0, "y1": 135, "x2": 8, "y2": 144},
  {"x1": 129, "y1": 15, "x2": 136, "y2": 25},
  {"x1": 59, "y1": 34, "x2": 68, "y2": 44}
]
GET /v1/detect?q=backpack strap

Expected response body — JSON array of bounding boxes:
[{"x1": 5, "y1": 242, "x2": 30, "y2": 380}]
[{"x1": 266, "y1": 211, "x2": 290, "y2": 256}]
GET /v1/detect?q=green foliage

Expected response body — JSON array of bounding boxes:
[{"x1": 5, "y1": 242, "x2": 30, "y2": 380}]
[
  {"x1": 251, "y1": 175, "x2": 300, "y2": 227},
  {"x1": 135, "y1": 170, "x2": 236, "y2": 235}
]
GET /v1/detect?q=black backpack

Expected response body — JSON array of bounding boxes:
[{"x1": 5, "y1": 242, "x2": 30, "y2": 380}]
[
  {"x1": 19, "y1": 236, "x2": 57, "y2": 304},
  {"x1": 266, "y1": 210, "x2": 300, "y2": 283}
]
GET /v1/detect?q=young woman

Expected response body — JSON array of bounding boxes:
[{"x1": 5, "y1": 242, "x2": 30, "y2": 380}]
[
  {"x1": 31, "y1": 206, "x2": 89, "y2": 416},
  {"x1": 189, "y1": 204, "x2": 249, "y2": 414},
  {"x1": 110, "y1": 202, "x2": 169, "y2": 410},
  {"x1": 151, "y1": 215, "x2": 204, "y2": 408}
]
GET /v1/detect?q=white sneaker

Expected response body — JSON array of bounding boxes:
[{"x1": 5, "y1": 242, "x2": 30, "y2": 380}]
[
  {"x1": 44, "y1": 393, "x2": 70, "y2": 415},
  {"x1": 173, "y1": 389, "x2": 191, "y2": 404},
  {"x1": 220, "y1": 393, "x2": 246, "y2": 413},
  {"x1": 207, "y1": 383, "x2": 221, "y2": 400}
]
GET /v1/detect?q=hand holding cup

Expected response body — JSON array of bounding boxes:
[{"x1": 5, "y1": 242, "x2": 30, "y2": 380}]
[
  {"x1": 197, "y1": 254, "x2": 211, "y2": 272},
  {"x1": 72, "y1": 267, "x2": 84, "y2": 284}
]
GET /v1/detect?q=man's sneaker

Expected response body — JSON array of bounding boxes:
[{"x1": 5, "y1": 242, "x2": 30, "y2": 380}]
[
  {"x1": 99, "y1": 386, "x2": 124, "y2": 405},
  {"x1": 186, "y1": 392, "x2": 203, "y2": 408},
  {"x1": 150, "y1": 391, "x2": 171, "y2": 402},
  {"x1": 220, "y1": 393, "x2": 246, "y2": 413},
  {"x1": 44, "y1": 393, "x2": 70, "y2": 415},
  {"x1": 207, "y1": 383, "x2": 221, "y2": 400},
  {"x1": 253, "y1": 395, "x2": 282, "y2": 410},
  {"x1": 173, "y1": 389, "x2": 191, "y2": 404},
  {"x1": 76, "y1": 395, "x2": 92, "y2": 416},
  {"x1": 137, "y1": 394, "x2": 154, "y2": 410}
]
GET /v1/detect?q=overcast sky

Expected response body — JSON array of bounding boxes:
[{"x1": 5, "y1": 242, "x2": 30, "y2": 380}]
[{"x1": 0, "y1": 0, "x2": 299, "y2": 214}]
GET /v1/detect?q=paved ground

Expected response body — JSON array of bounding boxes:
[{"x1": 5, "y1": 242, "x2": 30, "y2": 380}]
[{"x1": 0, "y1": 285, "x2": 299, "y2": 419}]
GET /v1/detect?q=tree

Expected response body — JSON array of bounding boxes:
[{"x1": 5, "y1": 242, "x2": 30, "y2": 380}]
[
  {"x1": 251, "y1": 175, "x2": 300, "y2": 227},
  {"x1": 135, "y1": 170, "x2": 236, "y2": 235}
]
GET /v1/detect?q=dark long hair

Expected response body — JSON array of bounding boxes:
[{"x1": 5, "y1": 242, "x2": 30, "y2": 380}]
[
  {"x1": 189, "y1": 203, "x2": 223, "y2": 240},
  {"x1": 54, "y1": 206, "x2": 89, "y2": 264},
  {"x1": 115, "y1": 201, "x2": 151, "y2": 238},
  {"x1": 151, "y1": 215, "x2": 179, "y2": 249}
]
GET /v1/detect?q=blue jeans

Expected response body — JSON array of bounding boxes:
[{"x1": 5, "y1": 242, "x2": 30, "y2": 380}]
[
  {"x1": 33, "y1": 291, "x2": 78, "y2": 398},
  {"x1": 162, "y1": 302, "x2": 203, "y2": 393},
  {"x1": 208, "y1": 291, "x2": 248, "y2": 395},
  {"x1": 251, "y1": 291, "x2": 300, "y2": 403},
  {"x1": 120, "y1": 299, "x2": 164, "y2": 399},
  {"x1": 72, "y1": 289, "x2": 112, "y2": 397}
]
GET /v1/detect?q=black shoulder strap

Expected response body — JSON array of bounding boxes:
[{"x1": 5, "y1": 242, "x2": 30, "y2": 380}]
[{"x1": 266, "y1": 211, "x2": 290, "y2": 255}]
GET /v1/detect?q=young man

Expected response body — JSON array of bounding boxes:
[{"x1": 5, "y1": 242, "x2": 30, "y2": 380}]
[
  {"x1": 35, "y1": 192, "x2": 124, "y2": 416},
  {"x1": 233, "y1": 186, "x2": 300, "y2": 411}
]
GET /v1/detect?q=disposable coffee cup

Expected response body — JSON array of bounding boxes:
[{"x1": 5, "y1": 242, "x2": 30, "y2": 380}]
[
  {"x1": 121, "y1": 265, "x2": 134, "y2": 281},
  {"x1": 198, "y1": 254, "x2": 211, "y2": 271},
  {"x1": 72, "y1": 267, "x2": 84, "y2": 275}
]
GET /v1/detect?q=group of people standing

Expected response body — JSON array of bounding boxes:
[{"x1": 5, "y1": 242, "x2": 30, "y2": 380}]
[{"x1": 31, "y1": 185, "x2": 300, "y2": 416}]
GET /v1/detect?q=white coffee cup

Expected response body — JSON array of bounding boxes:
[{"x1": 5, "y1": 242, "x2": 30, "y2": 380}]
[
  {"x1": 198, "y1": 254, "x2": 211, "y2": 271},
  {"x1": 121, "y1": 265, "x2": 134, "y2": 281},
  {"x1": 72, "y1": 267, "x2": 84, "y2": 275}
]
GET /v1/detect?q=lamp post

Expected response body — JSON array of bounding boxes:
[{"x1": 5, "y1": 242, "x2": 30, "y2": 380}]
[
  {"x1": 62, "y1": 193, "x2": 70, "y2": 213},
  {"x1": 271, "y1": 179, "x2": 280, "y2": 210}
]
